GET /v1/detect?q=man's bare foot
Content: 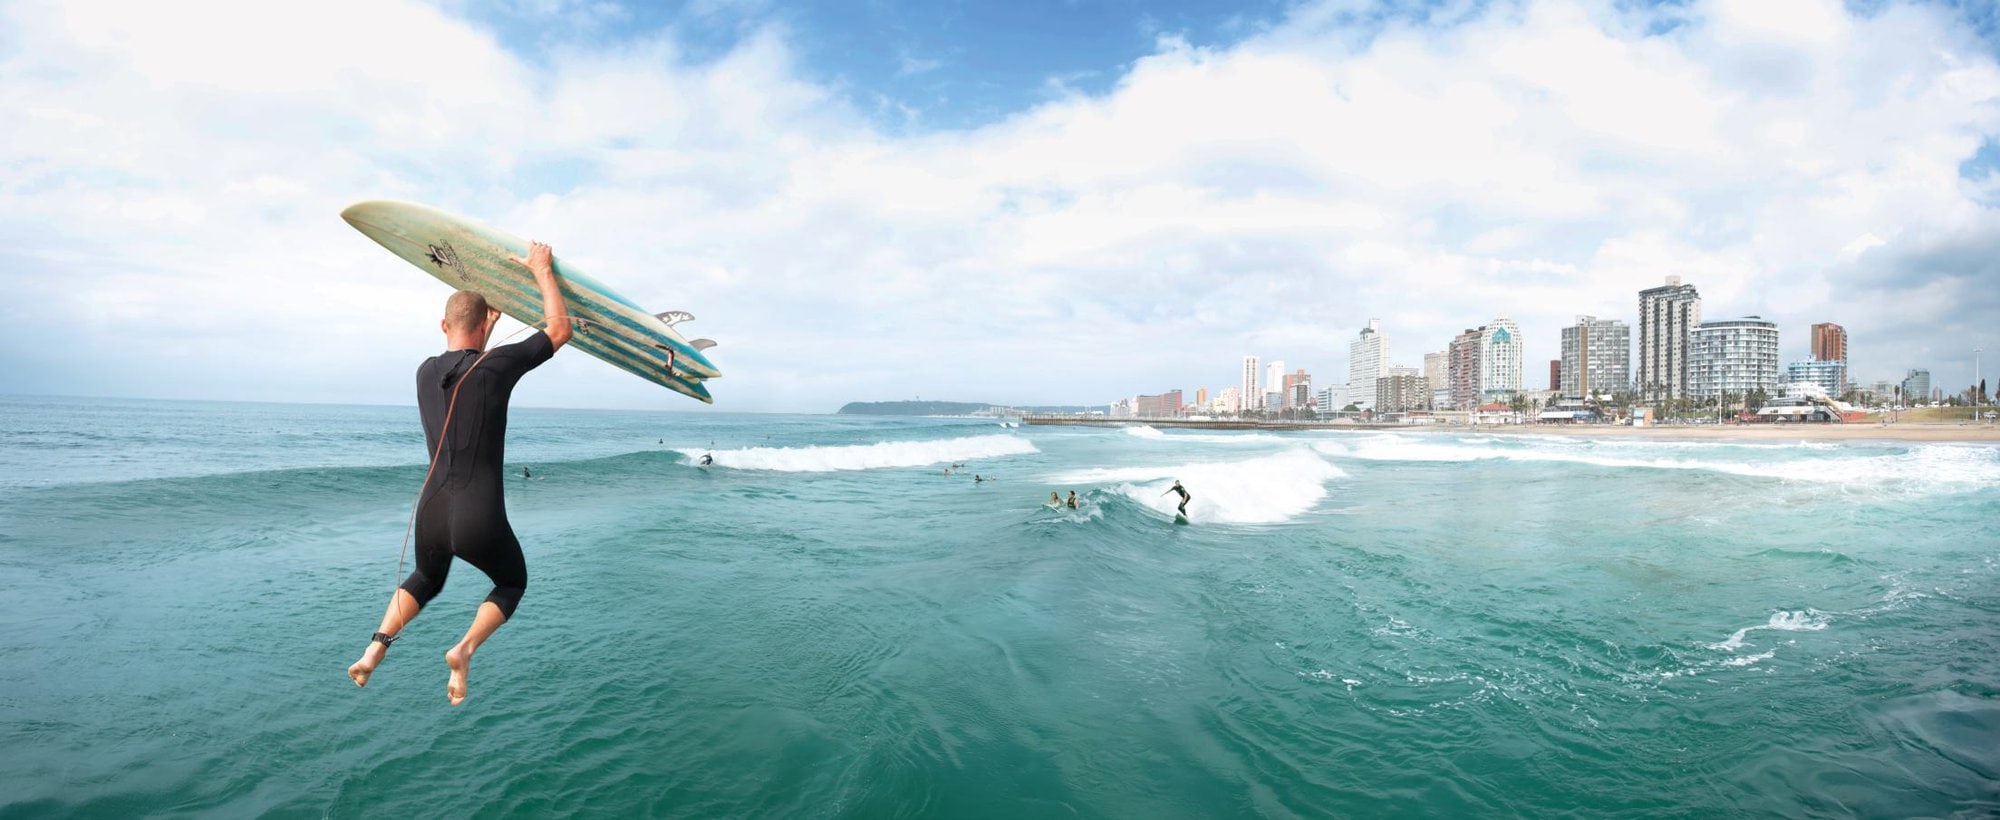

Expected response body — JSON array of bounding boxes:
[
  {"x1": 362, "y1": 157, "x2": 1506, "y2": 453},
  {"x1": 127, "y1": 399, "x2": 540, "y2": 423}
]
[
  {"x1": 445, "y1": 645, "x2": 471, "y2": 705},
  {"x1": 348, "y1": 642, "x2": 387, "y2": 687}
]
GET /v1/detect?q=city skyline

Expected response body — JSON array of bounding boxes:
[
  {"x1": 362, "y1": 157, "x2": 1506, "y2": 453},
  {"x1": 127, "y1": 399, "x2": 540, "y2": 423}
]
[{"x1": 2, "y1": 1, "x2": 1997, "y2": 413}]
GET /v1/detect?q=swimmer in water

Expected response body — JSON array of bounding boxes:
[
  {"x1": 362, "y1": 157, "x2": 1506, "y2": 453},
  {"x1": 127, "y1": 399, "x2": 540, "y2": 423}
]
[
  {"x1": 522, "y1": 467, "x2": 531, "y2": 479},
  {"x1": 1048, "y1": 491, "x2": 1061, "y2": 506},
  {"x1": 1066, "y1": 491, "x2": 1079, "y2": 509}
]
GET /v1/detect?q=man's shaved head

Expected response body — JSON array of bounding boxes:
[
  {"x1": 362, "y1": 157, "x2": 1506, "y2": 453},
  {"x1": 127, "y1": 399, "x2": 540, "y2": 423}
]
[{"x1": 444, "y1": 290, "x2": 493, "y2": 333}]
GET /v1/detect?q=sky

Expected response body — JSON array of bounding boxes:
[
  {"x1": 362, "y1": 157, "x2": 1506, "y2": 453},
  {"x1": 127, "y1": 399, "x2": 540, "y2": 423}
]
[{"x1": 3, "y1": 0, "x2": 1998, "y2": 412}]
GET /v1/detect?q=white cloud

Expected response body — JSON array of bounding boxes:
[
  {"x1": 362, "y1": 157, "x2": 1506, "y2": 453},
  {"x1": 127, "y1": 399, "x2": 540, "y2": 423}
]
[{"x1": 2, "y1": 0, "x2": 1996, "y2": 410}]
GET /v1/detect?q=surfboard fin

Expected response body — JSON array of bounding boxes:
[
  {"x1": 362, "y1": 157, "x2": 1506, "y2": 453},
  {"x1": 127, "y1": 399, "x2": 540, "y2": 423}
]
[
  {"x1": 655, "y1": 310, "x2": 695, "y2": 326},
  {"x1": 691, "y1": 338, "x2": 717, "y2": 351}
]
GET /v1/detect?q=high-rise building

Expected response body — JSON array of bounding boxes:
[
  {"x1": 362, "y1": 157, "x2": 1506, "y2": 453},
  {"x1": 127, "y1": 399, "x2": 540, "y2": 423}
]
[
  {"x1": 1560, "y1": 315, "x2": 1632, "y2": 399},
  {"x1": 1135, "y1": 390, "x2": 1184, "y2": 418},
  {"x1": 1286, "y1": 369, "x2": 1312, "y2": 410},
  {"x1": 1376, "y1": 369, "x2": 1428, "y2": 414},
  {"x1": 1809, "y1": 322, "x2": 1849, "y2": 394},
  {"x1": 1902, "y1": 368, "x2": 1931, "y2": 405},
  {"x1": 1423, "y1": 351, "x2": 1448, "y2": 411},
  {"x1": 1811, "y1": 323, "x2": 1848, "y2": 363},
  {"x1": 1194, "y1": 387, "x2": 1208, "y2": 407},
  {"x1": 1639, "y1": 276, "x2": 1702, "y2": 401},
  {"x1": 1688, "y1": 317, "x2": 1779, "y2": 401},
  {"x1": 1241, "y1": 356, "x2": 1259, "y2": 414},
  {"x1": 1785, "y1": 360, "x2": 1844, "y2": 397},
  {"x1": 1266, "y1": 360, "x2": 1287, "y2": 409},
  {"x1": 1480, "y1": 317, "x2": 1523, "y2": 402},
  {"x1": 1347, "y1": 319, "x2": 1388, "y2": 411},
  {"x1": 1217, "y1": 386, "x2": 1241, "y2": 414},
  {"x1": 1316, "y1": 386, "x2": 1340, "y2": 414},
  {"x1": 1447, "y1": 327, "x2": 1484, "y2": 410},
  {"x1": 1549, "y1": 360, "x2": 1562, "y2": 392}
]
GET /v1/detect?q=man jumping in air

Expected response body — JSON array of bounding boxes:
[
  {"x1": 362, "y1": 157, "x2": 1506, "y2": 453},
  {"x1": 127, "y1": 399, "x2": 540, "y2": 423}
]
[{"x1": 347, "y1": 241, "x2": 571, "y2": 705}]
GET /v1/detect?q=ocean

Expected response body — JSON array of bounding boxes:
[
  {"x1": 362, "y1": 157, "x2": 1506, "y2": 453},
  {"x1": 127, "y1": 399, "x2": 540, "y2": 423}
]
[{"x1": 1, "y1": 395, "x2": 1996, "y2": 817}]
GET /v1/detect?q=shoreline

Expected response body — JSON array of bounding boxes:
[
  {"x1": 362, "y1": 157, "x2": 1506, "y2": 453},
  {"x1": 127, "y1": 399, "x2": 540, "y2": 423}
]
[{"x1": 1020, "y1": 415, "x2": 2000, "y2": 443}]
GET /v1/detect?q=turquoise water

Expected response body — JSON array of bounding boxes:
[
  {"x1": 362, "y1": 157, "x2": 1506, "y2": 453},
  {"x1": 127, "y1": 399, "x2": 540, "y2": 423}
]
[{"x1": 2, "y1": 395, "x2": 1997, "y2": 816}]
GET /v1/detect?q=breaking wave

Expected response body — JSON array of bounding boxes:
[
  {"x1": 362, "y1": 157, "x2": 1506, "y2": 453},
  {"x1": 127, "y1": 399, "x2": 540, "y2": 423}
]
[
  {"x1": 677, "y1": 434, "x2": 1037, "y2": 472},
  {"x1": 1310, "y1": 434, "x2": 2000, "y2": 491},
  {"x1": 1050, "y1": 449, "x2": 1346, "y2": 524}
]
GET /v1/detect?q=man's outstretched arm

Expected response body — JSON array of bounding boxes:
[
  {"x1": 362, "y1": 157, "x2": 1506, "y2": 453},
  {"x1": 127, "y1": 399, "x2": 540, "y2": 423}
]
[{"x1": 513, "y1": 241, "x2": 571, "y2": 350}]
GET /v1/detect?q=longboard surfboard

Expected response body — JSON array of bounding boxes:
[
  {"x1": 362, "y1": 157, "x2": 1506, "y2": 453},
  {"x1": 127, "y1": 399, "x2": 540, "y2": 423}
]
[{"x1": 341, "y1": 200, "x2": 721, "y2": 403}]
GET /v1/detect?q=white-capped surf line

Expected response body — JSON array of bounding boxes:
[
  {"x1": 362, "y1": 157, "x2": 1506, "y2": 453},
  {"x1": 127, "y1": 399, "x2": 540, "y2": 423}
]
[
  {"x1": 1311, "y1": 434, "x2": 2000, "y2": 492},
  {"x1": 1051, "y1": 449, "x2": 1345, "y2": 524},
  {"x1": 675, "y1": 434, "x2": 1036, "y2": 472},
  {"x1": 1122, "y1": 425, "x2": 1288, "y2": 445}
]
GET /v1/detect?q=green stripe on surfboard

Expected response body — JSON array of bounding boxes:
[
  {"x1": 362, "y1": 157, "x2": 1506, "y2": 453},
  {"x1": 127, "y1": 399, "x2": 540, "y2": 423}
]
[{"x1": 341, "y1": 200, "x2": 722, "y2": 384}]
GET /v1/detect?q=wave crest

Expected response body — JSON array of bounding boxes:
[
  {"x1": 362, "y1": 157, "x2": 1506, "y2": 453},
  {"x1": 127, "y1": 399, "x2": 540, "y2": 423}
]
[
  {"x1": 679, "y1": 434, "x2": 1037, "y2": 472},
  {"x1": 1050, "y1": 449, "x2": 1345, "y2": 524}
]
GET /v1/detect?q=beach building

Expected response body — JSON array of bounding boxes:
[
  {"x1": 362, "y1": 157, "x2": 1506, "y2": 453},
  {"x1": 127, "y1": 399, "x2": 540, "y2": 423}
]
[
  {"x1": 1265, "y1": 360, "x2": 1286, "y2": 409},
  {"x1": 1560, "y1": 315, "x2": 1631, "y2": 399},
  {"x1": 1215, "y1": 386, "x2": 1241, "y2": 414},
  {"x1": 1688, "y1": 316, "x2": 1780, "y2": 401},
  {"x1": 1902, "y1": 369, "x2": 1930, "y2": 404},
  {"x1": 1549, "y1": 360, "x2": 1561, "y2": 392},
  {"x1": 1347, "y1": 319, "x2": 1388, "y2": 412},
  {"x1": 1241, "y1": 356, "x2": 1259, "y2": 413},
  {"x1": 1639, "y1": 276, "x2": 1702, "y2": 402},
  {"x1": 1447, "y1": 327, "x2": 1484, "y2": 410},
  {"x1": 1194, "y1": 387, "x2": 1208, "y2": 407},
  {"x1": 1785, "y1": 360, "x2": 1845, "y2": 399},
  {"x1": 1480, "y1": 317, "x2": 1524, "y2": 402}
]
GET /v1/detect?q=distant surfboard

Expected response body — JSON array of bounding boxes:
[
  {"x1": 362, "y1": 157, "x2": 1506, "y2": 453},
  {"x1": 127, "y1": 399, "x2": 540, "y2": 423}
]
[{"x1": 342, "y1": 200, "x2": 721, "y2": 403}]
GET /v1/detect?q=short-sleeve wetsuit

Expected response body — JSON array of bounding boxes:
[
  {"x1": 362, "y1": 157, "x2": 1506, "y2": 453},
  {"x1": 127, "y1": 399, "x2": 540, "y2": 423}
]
[{"x1": 399, "y1": 331, "x2": 555, "y2": 619}]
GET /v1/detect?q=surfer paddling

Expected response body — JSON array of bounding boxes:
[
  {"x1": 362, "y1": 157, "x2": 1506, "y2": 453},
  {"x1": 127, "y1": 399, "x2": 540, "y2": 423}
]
[{"x1": 348, "y1": 240, "x2": 572, "y2": 706}]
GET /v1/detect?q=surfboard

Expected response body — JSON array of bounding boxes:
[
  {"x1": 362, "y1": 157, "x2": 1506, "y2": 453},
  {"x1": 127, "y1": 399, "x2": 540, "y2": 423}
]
[
  {"x1": 341, "y1": 200, "x2": 721, "y2": 403},
  {"x1": 1174, "y1": 513, "x2": 1190, "y2": 525}
]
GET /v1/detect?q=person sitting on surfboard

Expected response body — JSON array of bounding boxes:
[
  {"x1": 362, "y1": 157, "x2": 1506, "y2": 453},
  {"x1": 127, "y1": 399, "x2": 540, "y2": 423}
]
[
  {"x1": 347, "y1": 240, "x2": 572, "y2": 706},
  {"x1": 1066, "y1": 491, "x2": 1079, "y2": 509},
  {"x1": 1163, "y1": 480, "x2": 1192, "y2": 519},
  {"x1": 1048, "y1": 492, "x2": 1061, "y2": 507}
]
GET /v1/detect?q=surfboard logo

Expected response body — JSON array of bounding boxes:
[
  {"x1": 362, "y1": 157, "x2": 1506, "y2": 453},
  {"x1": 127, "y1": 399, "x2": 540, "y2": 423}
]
[{"x1": 425, "y1": 241, "x2": 467, "y2": 280}]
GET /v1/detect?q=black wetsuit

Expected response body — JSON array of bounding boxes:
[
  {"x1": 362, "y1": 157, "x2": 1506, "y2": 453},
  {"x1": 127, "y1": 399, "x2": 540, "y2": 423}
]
[
  {"x1": 400, "y1": 331, "x2": 555, "y2": 620},
  {"x1": 1167, "y1": 484, "x2": 1191, "y2": 516}
]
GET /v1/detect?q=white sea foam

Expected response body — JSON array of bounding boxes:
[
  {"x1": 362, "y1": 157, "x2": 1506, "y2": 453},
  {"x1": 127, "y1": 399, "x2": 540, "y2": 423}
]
[
  {"x1": 1121, "y1": 426, "x2": 1287, "y2": 445},
  {"x1": 1711, "y1": 609, "x2": 1830, "y2": 651},
  {"x1": 1312, "y1": 434, "x2": 2000, "y2": 492},
  {"x1": 679, "y1": 434, "x2": 1037, "y2": 472},
  {"x1": 1050, "y1": 449, "x2": 1346, "y2": 524}
]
